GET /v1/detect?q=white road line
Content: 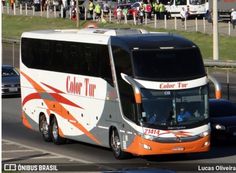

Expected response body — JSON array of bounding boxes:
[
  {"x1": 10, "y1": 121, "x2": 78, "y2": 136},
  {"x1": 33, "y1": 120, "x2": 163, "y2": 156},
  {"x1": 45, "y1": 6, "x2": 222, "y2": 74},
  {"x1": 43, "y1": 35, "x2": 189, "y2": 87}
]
[
  {"x1": 3, "y1": 155, "x2": 63, "y2": 161},
  {"x1": 2, "y1": 139, "x2": 93, "y2": 163},
  {"x1": 2, "y1": 150, "x2": 35, "y2": 153}
]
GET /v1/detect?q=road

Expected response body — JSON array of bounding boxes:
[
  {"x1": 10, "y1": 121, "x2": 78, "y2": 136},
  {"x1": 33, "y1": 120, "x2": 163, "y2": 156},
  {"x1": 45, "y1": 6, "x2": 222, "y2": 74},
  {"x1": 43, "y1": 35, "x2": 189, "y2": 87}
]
[{"x1": 2, "y1": 97, "x2": 236, "y2": 172}]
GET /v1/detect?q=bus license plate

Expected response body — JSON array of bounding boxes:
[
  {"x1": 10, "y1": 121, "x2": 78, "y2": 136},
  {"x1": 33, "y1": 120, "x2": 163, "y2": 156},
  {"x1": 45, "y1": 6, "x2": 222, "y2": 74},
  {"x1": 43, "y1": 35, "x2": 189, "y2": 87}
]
[
  {"x1": 172, "y1": 146, "x2": 185, "y2": 151},
  {"x1": 9, "y1": 87, "x2": 18, "y2": 92}
]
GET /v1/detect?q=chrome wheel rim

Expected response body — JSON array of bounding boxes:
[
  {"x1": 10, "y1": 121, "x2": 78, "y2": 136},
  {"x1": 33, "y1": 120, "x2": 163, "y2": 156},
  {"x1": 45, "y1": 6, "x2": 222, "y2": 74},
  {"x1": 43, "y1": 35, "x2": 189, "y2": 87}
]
[{"x1": 52, "y1": 121, "x2": 58, "y2": 140}]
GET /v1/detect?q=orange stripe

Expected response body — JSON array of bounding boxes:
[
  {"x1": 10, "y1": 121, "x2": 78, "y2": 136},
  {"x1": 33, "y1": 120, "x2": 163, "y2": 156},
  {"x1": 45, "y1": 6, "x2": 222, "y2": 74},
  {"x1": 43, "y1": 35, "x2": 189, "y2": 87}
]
[
  {"x1": 21, "y1": 71, "x2": 101, "y2": 145},
  {"x1": 22, "y1": 112, "x2": 33, "y2": 129},
  {"x1": 125, "y1": 135, "x2": 210, "y2": 155},
  {"x1": 215, "y1": 90, "x2": 222, "y2": 99},
  {"x1": 21, "y1": 71, "x2": 46, "y2": 92}
]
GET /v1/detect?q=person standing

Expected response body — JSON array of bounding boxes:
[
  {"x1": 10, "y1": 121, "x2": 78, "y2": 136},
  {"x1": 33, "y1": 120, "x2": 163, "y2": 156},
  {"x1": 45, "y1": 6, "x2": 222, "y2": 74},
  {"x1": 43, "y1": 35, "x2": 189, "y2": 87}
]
[
  {"x1": 154, "y1": 1, "x2": 160, "y2": 19},
  {"x1": 231, "y1": 8, "x2": 236, "y2": 29},
  {"x1": 116, "y1": 6, "x2": 122, "y2": 23},
  {"x1": 159, "y1": 2, "x2": 165, "y2": 19},
  {"x1": 88, "y1": 0, "x2": 94, "y2": 19},
  {"x1": 146, "y1": 1, "x2": 152, "y2": 20},
  {"x1": 180, "y1": 7, "x2": 187, "y2": 26},
  {"x1": 139, "y1": 3, "x2": 144, "y2": 24},
  {"x1": 102, "y1": 0, "x2": 109, "y2": 19},
  {"x1": 10, "y1": 0, "x2": 14, "y2": 10},
  {"x1": 95, "y1": 2, "x2": 101, "y2": 21}
]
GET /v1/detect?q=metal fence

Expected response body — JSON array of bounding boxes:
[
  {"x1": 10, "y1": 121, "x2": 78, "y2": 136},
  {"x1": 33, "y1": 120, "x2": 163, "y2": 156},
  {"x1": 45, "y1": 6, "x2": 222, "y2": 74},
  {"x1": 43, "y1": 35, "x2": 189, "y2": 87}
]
[{"x1": 2, "y1": 4, "x2": 236, "y2": 37}]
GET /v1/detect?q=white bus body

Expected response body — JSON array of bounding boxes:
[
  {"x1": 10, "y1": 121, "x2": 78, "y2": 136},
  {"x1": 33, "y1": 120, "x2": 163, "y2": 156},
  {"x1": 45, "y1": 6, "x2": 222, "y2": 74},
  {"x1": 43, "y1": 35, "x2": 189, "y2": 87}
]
[{"x1": 20, "y1": 28, "x2": 210, "y2": 159}]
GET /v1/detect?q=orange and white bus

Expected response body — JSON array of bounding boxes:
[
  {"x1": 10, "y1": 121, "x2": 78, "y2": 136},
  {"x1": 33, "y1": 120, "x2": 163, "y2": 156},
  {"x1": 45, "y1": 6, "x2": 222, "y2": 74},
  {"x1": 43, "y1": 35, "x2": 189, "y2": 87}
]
[{"x1": 20, "y1": 28, "x2": 210, "y2": 159}]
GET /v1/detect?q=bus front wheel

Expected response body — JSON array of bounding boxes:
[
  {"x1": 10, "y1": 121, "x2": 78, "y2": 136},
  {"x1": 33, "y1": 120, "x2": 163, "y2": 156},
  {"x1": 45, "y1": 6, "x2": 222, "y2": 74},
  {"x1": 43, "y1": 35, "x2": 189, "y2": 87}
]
[
  {"x1": 51, "y1": 116, "x2": 66, "y2": 145},
  {"x1": 110, "y1": 128, "x2": 128, "y2": 159},
  {"x1": 39, "y1": 114, "x2": 52, "y2": 142}
]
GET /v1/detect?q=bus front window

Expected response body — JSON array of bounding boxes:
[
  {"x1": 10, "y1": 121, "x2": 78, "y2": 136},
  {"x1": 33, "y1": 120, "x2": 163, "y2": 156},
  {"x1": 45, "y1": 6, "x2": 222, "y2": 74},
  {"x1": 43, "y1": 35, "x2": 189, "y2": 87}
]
[
  {"x1": 141, "y1": 86, "x2": 208, "y2": 128},
  {"x1": 189, "y1": 0, "x2": 205, "y2": 5}
]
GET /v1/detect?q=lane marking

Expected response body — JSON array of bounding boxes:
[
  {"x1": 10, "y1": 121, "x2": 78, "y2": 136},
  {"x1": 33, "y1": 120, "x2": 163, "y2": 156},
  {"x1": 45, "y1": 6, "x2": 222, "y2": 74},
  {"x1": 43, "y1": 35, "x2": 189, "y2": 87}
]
[
  {"x1": 2, "y1": 150, "x2": 35, "y2": 153},
  {"x1": 2, "y1": 139, "x2": 93, "y2": 163},
  {"x1": 3, "y1": 155, "x2": 64, "y2": 161}
]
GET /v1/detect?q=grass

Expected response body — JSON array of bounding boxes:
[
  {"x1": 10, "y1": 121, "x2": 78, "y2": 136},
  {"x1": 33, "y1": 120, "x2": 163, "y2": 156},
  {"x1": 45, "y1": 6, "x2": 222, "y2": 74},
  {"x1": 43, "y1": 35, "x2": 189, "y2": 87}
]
[{"x1": 2, "y1": 14, "x2": 236, "y2": 60}]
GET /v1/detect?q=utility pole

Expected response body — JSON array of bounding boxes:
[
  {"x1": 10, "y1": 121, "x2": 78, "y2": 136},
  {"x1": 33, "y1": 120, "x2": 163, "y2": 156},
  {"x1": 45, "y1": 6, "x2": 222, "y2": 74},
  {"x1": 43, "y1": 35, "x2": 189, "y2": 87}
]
[
  {"x1": 213, "y1": 0, "x2": 219, "y2": 60},
  {"x1": 76, "y1": 0, "x2": 80, "y2": 27}
]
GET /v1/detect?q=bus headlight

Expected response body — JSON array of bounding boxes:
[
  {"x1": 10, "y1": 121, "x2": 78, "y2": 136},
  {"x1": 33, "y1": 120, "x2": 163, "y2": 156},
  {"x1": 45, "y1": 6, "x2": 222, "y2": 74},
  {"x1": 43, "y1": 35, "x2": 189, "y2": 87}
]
[
  {"x1": 143, "y1": 134, "x2": 155, "y2": 141},
  {"x1": 200, "y1": 131, "x2": 210, "y2": 137}
]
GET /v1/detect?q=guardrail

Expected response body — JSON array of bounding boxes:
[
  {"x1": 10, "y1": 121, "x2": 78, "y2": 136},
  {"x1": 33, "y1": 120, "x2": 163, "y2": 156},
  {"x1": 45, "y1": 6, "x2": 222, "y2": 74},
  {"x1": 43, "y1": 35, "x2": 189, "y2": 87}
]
[{"x1": 204, "y1": 60, "x2": 236, "y2": 68}]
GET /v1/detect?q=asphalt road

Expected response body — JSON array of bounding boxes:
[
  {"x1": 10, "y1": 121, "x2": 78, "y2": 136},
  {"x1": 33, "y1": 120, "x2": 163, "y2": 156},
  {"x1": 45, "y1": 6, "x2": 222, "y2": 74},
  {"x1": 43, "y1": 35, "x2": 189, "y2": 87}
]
[{"x1": 2, "y1": 97, "x2": 236, "y2": 172}]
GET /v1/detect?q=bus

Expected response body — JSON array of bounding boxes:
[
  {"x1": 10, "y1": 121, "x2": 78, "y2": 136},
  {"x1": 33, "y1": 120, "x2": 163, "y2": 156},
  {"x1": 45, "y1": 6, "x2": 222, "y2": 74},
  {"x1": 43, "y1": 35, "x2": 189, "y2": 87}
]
[
  {"x1": 163, "y1": 0, "x2": 208, "y2": 18},
  {"x1": 20, "y1": 28, "x2": 210, "y2": 159}
]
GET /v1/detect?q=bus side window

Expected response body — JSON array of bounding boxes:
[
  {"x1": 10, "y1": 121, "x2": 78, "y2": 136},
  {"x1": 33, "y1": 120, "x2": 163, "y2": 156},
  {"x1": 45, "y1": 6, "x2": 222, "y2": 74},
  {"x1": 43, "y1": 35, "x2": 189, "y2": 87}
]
[
  {"x1": 99, "y1": 46, "x2": 113, "y2": 86},
  {"x1": 31, "y1": 39, "x2": 43, "y2": 69},
  {"x1": 83, "y1": 45, "x2": 99, "y2": 76},
  {"x1": 53, "y1": 42, "x2": 64, "y2": 72},
  {"x1": 112, "y1": 46, "x2": 136, "y2": 122},
  {"x1": 40, "y1": 41, "x2": 51, "y2": 70},
  {"x1": 21, "y1": 38, "x2": 34, "y2": 68},
  {"x1": 67, "y1": 44, "x2": 79, "y2": 74}
]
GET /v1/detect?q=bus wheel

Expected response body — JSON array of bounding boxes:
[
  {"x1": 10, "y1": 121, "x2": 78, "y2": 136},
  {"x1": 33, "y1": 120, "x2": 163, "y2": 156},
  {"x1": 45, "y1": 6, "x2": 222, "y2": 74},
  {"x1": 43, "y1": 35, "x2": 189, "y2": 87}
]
[
  {"x1": 51, "y1": 116, "x2": 66, "y2": 145},
  {"x1": 39, "y1": 115, "x2": 52, "y2": 142},
  {"x1": 110, "y1": 129, "x2": 127, "y2": 159}
]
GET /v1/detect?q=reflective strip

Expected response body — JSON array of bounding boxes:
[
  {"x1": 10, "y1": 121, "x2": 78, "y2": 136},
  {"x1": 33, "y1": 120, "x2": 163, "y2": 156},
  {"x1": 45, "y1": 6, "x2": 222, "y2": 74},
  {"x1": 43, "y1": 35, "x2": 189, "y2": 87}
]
[{"x1": 97, "y1": 126, "x2": 109, "y2": 130}]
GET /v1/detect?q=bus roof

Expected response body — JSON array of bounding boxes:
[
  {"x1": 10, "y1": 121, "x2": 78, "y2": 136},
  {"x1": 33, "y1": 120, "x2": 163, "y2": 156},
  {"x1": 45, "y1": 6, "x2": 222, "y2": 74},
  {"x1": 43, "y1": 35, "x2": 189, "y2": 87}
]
[
  {"x1": 21, "y1": 28, "x2": 147, "y2": 45},
  {"x1": 21, "y1": 28, "x2": 195, "y2": 48}
]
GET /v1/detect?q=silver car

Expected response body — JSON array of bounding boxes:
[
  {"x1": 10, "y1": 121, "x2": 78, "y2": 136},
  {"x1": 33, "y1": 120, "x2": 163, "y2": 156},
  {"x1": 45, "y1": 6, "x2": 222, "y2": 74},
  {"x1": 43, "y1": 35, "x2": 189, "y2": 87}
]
[{"x1": 2, "y1": 65, "x2": 21, "y2": 96}]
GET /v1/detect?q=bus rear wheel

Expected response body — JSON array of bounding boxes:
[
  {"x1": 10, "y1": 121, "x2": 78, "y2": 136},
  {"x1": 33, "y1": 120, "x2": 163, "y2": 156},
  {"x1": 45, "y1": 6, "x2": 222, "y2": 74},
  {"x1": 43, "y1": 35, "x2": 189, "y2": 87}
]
[
  {"x1": 110, "y1": 129, "x2": 128, "y2": 159},
  {"x1": 51, "y1": 116, "x2": 66, "y2": 145},
  {"x1": 39, "y1": 114, "x2": 52, "y2": 142}
]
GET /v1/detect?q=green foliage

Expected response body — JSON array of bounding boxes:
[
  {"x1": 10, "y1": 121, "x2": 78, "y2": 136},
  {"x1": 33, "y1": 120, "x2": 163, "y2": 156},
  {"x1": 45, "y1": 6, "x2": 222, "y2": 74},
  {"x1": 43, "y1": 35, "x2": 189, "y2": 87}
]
[{"x1": 2, "y1": 14, "x2": 236, "y2": 60}]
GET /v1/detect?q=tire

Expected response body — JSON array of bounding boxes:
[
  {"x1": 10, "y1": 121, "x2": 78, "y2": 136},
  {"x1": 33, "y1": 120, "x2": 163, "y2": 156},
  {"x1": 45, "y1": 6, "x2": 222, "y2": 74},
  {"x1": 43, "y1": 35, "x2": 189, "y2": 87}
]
[
  {"x1": 110, "y1": 128, "x2": 128, "y2": 159},
  {"x1": 39, "y1": 115, "x2": 52, "y2": 142},
  {"x1": 51, "y1": 116, "x2": 66, "y2": 145}
]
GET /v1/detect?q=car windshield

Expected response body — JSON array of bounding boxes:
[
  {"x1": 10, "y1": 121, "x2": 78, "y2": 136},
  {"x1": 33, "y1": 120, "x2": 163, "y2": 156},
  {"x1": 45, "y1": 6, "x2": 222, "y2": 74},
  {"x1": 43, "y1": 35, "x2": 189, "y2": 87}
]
[
  {"x1": 2, "y1": 67, "x2": 19, "y2": 77},
  {"x1": 141, "y1": 85, "x2": 208, "y2": 128}
]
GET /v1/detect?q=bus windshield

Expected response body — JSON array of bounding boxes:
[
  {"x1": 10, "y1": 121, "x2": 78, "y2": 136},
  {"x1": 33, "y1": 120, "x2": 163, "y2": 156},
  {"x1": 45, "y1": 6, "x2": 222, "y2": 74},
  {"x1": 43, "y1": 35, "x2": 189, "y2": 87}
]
[
  {"x1": 189, "y1": 0, "x2": 206, "y2": 5},
  {"x1": 132, "y1": 48, "x2": 205, "y2": 81},
  {"x1": 141, "y1": 85, "x2": 208, "y2": 129}
]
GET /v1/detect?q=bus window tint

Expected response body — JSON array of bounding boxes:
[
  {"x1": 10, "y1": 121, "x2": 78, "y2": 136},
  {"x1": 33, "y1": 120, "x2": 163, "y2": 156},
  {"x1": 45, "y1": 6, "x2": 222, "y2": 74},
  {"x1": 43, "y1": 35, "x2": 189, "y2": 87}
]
[
  {"x1": 176, "y1": 0, "x2": 187, "y2": 5},
  {"x1": 132, "y1": 48, "x2": 205, "y2": 81},
  {"x1": 21, "y1": 38, "x2": 113, "y2": 85},
  {"x1": 112, "y1": 46, "x2": 136, "y2": 122}
]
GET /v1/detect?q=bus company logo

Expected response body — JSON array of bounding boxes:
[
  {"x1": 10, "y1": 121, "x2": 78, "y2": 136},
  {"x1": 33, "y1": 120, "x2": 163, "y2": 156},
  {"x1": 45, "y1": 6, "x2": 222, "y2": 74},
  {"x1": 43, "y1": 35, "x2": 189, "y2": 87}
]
[
  {"x1": 159, "y1": 82, "x2": 188, "y2": 89},
  {"x1": 66, "y1": 76, "x2": 96, "y2": 97}
]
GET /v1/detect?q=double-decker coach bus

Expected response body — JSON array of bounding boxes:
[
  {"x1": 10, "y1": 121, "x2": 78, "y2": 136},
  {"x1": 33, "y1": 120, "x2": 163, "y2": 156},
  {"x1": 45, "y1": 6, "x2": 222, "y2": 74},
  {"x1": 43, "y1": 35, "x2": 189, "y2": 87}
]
[{"x1": 20, "y1": 28, "x2": 210, "y2": 159}]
